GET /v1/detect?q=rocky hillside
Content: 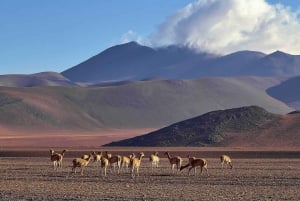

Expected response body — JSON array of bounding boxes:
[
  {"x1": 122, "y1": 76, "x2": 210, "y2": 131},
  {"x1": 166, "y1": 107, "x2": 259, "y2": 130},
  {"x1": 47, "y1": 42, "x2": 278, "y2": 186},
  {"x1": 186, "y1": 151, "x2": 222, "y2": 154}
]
[{"x1": 104, "y1": 106, "x2": 300, "y2": 147}]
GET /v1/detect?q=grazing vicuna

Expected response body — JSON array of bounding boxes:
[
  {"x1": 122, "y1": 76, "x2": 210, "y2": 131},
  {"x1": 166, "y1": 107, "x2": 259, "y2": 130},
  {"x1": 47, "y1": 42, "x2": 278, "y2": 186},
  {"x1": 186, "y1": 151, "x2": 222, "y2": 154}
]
[
  {"x1": 180, "y1": 155, "x2": 209, "y2": 176},
  {"x1": 72, "y1": 154, "x2": 93, "y2": 175},
  {"x1": 220, "y1": 155, "x2": 233, "y2": 169},
  {"x1": 164, "y1": 152, "x2": 182, "y2": 173},
  {"x1": 49, "y1": 149, "x2": 67, "y2": 170}
]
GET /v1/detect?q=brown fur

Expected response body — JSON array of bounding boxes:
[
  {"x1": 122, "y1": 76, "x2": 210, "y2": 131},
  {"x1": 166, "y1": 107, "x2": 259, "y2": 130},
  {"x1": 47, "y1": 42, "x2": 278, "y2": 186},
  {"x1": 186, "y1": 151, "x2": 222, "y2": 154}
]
[
  {"x1": 180, "y1": 156, "x2": 209, "y2": 176},
  {"x1": 72, "y1": 154, "x2": 92, "y2": 175},
  {"x1": 50, "y1": 149, "x2": 66, "y2": 170},
  {"x1": 164, "y1": 152, "x2": 182, "y2": 172}
]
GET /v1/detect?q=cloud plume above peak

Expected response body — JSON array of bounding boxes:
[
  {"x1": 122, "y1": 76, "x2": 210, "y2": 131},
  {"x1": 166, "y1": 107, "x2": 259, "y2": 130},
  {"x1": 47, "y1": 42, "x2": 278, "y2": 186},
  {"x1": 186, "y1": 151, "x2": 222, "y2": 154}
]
[{"x1": 149, "y1": 0, "x2": 300, "y2": 55}]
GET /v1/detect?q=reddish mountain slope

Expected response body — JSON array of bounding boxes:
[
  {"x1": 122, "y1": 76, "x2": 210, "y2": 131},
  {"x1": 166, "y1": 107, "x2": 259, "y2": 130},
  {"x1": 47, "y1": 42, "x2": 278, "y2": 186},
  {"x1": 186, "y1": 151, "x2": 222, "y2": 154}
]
[{"x1": 220, "y1": 113, "x2": 300, "y2": 147}]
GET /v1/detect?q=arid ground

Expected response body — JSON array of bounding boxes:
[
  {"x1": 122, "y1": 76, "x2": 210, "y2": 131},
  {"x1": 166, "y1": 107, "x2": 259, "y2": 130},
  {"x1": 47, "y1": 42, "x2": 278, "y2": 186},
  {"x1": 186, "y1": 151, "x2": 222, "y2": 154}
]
[
  {"x1": 0, "y1": 128, "x2": 156, "y2": 147},
  {"x1": 0, "y1": 148, "x2": 300, "y2": 201}
]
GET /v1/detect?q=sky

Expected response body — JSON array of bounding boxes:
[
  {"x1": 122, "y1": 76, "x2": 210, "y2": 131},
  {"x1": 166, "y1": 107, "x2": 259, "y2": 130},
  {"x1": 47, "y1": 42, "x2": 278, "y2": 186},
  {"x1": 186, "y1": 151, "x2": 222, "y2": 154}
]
[{"x1": 0, "y1": 0, "x2": 299, "y2": 75}]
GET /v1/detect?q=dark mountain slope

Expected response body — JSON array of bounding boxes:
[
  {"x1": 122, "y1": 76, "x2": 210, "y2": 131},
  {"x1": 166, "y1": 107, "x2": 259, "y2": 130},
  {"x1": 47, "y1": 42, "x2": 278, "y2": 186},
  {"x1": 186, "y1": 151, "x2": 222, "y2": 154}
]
[
  {"x1": 199, "y1": 51, "x2": 266, "y2": 76},
  {"x1": 104, "y1": 106, "x2": 279, "y2": 146},
  {"x1": 256, "y1": 51, "x2": 300, "y2": 76},
  {"x1": 61, "y1": 42, "x2": 300, "y2": 83},
  {"x1": 62, "y1": 42, "x2": 156, "y2": 82},
  {"x1": 62, "y1": 42, "x2": 209, "y2": 82},
  {"x1": 58, "y1": 42, "x2": 209, "y2": 82},
  {"x1": 267, "y1": 75, "x2": 300, "y2": 110}
]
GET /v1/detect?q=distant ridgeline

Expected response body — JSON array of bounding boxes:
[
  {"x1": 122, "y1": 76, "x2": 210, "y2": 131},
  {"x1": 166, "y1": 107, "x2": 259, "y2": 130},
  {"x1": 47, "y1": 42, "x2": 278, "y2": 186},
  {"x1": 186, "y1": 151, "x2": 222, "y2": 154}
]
[{"x1": 104, "y1": 106, "x2": 279, "y2": 147}]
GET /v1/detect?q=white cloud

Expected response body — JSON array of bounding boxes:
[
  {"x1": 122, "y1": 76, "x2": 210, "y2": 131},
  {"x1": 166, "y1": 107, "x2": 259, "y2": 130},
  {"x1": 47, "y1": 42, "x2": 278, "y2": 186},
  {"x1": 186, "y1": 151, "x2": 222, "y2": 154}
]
[
  {"x1": 149, "y1": 0, "x2": 300, "y2": 54},
  {"x1": 121, "y1": 30, "x2": 144, "y2": 44}
]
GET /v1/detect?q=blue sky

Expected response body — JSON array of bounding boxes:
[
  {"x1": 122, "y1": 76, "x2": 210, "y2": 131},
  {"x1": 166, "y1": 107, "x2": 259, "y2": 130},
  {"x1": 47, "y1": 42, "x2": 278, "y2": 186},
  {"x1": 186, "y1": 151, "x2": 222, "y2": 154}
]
[{"x1": 0, "y1": 0, "x2": 299, "y2": 75}]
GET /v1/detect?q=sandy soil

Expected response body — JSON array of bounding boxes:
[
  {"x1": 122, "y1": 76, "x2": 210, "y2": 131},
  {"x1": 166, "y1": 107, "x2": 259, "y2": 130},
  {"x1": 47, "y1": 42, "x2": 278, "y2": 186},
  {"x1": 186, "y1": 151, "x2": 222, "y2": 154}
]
[
  {"x1": 0, "y1": 128, "x2": 156, "y2": 148},
  {"x1": 0, "y1": 149, "x2": 300, "y2": 201}
]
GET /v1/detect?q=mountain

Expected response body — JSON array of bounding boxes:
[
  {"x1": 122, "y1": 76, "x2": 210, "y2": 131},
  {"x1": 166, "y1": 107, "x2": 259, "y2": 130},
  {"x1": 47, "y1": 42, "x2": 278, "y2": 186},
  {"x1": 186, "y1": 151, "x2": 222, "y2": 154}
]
[
  {"x1": 267, "y1": 75, "x2": 300, "y2": 110},
  {"x1": 255, "y1": 51, "x2": 300, "y2": 76},
  {"x1": 61, "y1": 42, "x2": 214, "y2": 83},
  {"x1": 104, "y1": 106, "x2": 300, "y2": 147},
  {"x1": 198, "y1": 50, "x2": 266, "y2": 76},
  {"x1": 61, "y1": 42, "x2": 300, "y2": 83},
  {"x1": 0, "y1": 77, "x2": 292, "y2": 131},
  {"x1": 0, "y1": 72, "x2": 77, "y2": 87}
]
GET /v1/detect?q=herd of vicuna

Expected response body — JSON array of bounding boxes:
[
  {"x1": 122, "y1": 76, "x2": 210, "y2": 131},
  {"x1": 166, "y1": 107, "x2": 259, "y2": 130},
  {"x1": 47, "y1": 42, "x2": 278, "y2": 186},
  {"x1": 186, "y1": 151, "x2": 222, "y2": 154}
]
[{"x1": 50, "y1": 149, "x2": 233, "y2": 177}]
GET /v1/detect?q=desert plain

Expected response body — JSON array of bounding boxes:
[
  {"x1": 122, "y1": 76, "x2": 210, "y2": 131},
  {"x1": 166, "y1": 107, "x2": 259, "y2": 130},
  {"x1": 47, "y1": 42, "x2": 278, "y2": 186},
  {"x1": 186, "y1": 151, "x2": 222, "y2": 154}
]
[{"x1": 0, "y1": 147, "x2": 300, "y2": 201}]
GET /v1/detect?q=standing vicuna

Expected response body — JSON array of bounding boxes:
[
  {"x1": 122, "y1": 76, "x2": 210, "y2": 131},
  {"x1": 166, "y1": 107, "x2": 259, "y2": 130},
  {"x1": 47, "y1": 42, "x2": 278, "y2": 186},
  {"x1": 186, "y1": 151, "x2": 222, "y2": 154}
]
[
  {"x1": 121, "y1": 153, "x2": 135, "y2": 172},
  {"x1": 91, "y1": 151, "x2": 110, "y2": 176},
  {"x1": 130, "y1": 152, "x2": 145, "y2": 178},
  {"x1": 92, "y1": 152, "x2": 109, "y2": 176},
  {"x1": 149, "y1": 152, "x2": 160, "y2": 170},
  {"x1": 81, "y1": 152, "x2": 94, "y2": 161},
  {"x1": 100, "y1": 154, "x2": 109, "y2": 177},
  {"x1": 105, "y1": 151, "x2": 122, "y2": 174},
  {"x1": 92, "y1": 151, "x2": 102, "y2": 163},
  {"x1": 220, "y1": 155, "x2": 233, "y2": 169},
  {"x1": 164, "y1": 152, "x2": 182, "y2": 173},
  {"x1": 50, "y1": 149, "x2": 67, "y2": 170},
  {"x1": 72, "y1": 153, "x2": 93, "y2": 175},
  {"x1": 180, "y1": 155, "x2": 209, "y2": 176}
]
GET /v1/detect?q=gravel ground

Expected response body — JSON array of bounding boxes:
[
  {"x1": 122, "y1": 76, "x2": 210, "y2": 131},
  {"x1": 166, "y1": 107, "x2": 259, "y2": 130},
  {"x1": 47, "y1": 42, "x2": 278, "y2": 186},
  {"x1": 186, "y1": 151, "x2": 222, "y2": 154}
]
[{"x1": 0, "y1": 152, "x2": 300, "y2": 200}]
